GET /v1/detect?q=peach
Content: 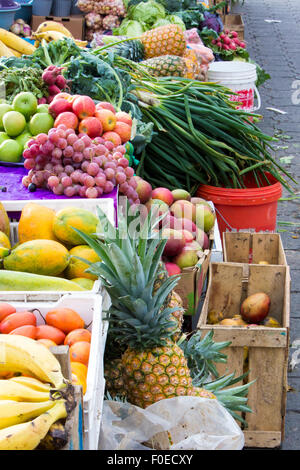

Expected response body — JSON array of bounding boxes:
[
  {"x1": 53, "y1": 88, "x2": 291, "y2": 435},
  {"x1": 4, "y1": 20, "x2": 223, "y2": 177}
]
[
  {"x1": 102, "y1": 131, "x2": 122, "y2": 146},
  {"x1": 195, "y1": 204, "x2": 216, "y2": 232},
  {"x1": 171, "y1": 189, "x2": 191, "y2": 201},
  {"x1": 134, "y1": 176, "x2": 152, "y2": 204},
  {"x1": 79, "y1": 117, "x2": 102, "y2": 138},
  {"x1": 96, "y1": 102, "x2": 116, "y2": 113},
  {"x1": 165, "y1": 262, "x2": 181, "y2": 276},
  {"x1": 195, "y1": 228, "x2": 209, "y2": 250},
  {"x1": 95, "y1": 108, "x2": 117, "y2": 132},
  {"x1": 152, "y1": 187, "x2": 174, "y2": 206},
  {"x1": 173, "y1": 245, "x2": 199, "y2": 269},
  {"x1": 114, "y1": 121, "x2": 132, "y2": 143},
  {"x1": 162, "y1": 228, "x2": 185, "y2": 257},
  {"x1": 49, "y1": 98, "x2": 72, "y2": 117},
  {"x1": 170, "y1": 200, "x2": 196, "y2": 222},
  {"x1": 72, "y1": 95, "x2": 96, "y2": 119},
  {"x1": 115, "y1": 111, "x2": 132, "y2": 126}
]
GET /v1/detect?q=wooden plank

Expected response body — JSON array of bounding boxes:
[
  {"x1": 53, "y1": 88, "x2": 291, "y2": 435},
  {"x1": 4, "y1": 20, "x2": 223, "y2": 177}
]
[
  {"x1": 199, "y1": 325, "x2": 287, "y2": 347},
  {"x1": 223, "y1": 232, "x2": 251, "y2": 263},
  {"x1": 252, "y1": 233, "x2": 280, "y2": 265},
  {"x1": 51, "y1": 345, "x2": 72, "y2": 381},
  {"x1": 245, "y1": 348, "x2": 286, "y2": 432},
  {"x1": 244, "y1": 431, "x2": 282, "y2": 448}
]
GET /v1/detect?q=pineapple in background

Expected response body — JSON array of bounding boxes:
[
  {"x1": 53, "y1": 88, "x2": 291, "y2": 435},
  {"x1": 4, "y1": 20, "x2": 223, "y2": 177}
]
[
  {"x1": 77, "y1": 203, "x2": 213, "y2": 408},
  {"x1": 140, "y1": 55, "x2": 188, "y2": 78},
  {"x1": 141, "y1": 24, "x2": 187, "y2": 59}
]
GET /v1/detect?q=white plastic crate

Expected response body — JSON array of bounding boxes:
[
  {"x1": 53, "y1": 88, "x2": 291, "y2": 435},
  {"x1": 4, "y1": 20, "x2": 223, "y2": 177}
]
[
  {"x1": 208, "y1": 201, "x2": 223, "y2": 262},
  {"x1": 1, "y1": 198, "x2": 115, "y2": 296},
  {"x1": 0, "y1": 290, "x2": 107, "y2": 450}
]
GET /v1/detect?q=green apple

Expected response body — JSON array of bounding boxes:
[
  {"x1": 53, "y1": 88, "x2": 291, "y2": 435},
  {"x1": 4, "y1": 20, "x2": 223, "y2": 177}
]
[
  {"x1": 16, "y1": 131, "x2": 32, "y2": 150},
  {"x1": 12, "y1": 91, "x2": 38, "y2": 121},
  {"x1": 29, "y1": 113, "x2": 54, "y2": 135},
  {"x1": 3, "y1": 111, "x2": 26, "y2": 137},
  {"x1": 0, "y1": 103, "x2": 13, "y2": 131},
  {"x1": 36, "y1": 104, "x2": 49, "y2": 114},
  {"x1": 0, "y1": 139, "x2": 23, "y2": 163},
  {"x1": 0, "y1": 132, "x2": 9, "y2": 145}
]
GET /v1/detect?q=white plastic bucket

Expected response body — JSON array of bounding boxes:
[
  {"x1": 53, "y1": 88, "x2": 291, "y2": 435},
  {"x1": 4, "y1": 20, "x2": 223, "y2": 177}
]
[{"x1": 207, "y1": 61, "x2": 261, "y2": 112}]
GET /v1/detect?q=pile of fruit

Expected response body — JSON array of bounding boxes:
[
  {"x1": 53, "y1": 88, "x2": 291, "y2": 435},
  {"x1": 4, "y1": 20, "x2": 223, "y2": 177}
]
[
  {"x1": 0, "y1": 302, "x2": 91, "y2": 395},
  {"x1": 0, "y1": 27, "x2": 35, "y2": 57},
  {"x1": 208, "y1": 292, "x2": 281, "y2": 328},
  {"x1": 0, "y1": 201, "x2": 102, "y2": 292},
  {"x1": 0, "y1": 92, "x2": 54, "y2": 164},
  {"x1": 0, "y1": 334, "x2": 76, "y2": 450},
  {"x1": 32, "y1": 21, "x2": 87, "y2": 48},
  {"x1": 21, "y1": 94, "x2": 138, "y2": 200},
  {"x1": 134, "y1": 181, "x2": 216, "y2": 272}
]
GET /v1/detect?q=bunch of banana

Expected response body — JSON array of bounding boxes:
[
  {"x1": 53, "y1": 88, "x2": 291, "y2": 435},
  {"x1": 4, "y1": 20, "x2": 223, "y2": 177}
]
[
  {"x1": 0, "y1": 335, "x2": 77, "y2": 450},
  {"x1": 32, "y1": 21, "x2": 87, "y2": 48},
  {"x1": 0, "y1": 334, "x2": 66, "y2": 389}
]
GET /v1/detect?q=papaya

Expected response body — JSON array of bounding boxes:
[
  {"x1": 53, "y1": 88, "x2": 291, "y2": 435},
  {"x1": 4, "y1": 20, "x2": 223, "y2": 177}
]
[
  {"x1": 0, "y1": 271, "x2": 86, "y2": 291},
  {"x1": 65, "y1": 245, "x2": 101, "y2": 281},
  {"x1": 3, "y1": 239, "x2": 70, "y2": 276},
  {"x1": 18, "y1": 202, "x2": 58, "y2": 244},
  {"x1": 71, "y1": 278, "x2": 95, "y2": 290},
  {"x1": 52, "y1": 207, "x2": 99, "y2": 246},
  {"x1": 0, "y1": 202, "x2": 10, "y2": 238},
  {"x1": 0, "y1": 230, "x2": 10, "y2": 249}
]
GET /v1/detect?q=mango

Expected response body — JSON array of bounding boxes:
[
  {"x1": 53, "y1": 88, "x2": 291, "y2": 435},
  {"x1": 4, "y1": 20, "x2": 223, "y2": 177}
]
[{"x1": 18, "y1": 202, "x2": 58, "y2": 244}]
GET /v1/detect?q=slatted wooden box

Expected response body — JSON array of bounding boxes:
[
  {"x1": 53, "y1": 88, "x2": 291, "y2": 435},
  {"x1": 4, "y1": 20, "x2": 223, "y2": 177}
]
[
  {"x1": 223, "y1": 231, "x2": 287, "y2": 266},
  {"x1": 197, "y1": 262, "x2": 290, "y2": 448}
]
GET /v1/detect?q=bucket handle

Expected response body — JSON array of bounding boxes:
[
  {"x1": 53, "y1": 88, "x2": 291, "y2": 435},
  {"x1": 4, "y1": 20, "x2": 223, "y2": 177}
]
[{"x1": 253, "y1": 85, "x2": 261, "y2": 112}]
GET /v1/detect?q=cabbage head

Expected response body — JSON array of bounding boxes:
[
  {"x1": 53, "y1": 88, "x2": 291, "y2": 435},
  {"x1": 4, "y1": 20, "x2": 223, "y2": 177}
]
[
  {"x1": 127, "y1": 0, "x2": 166, "y2": 27},
  {"x1": 165, "y1": 14, "x2": 186, "y2": 30},
  {"x1": 114, "y1": 19, "x2": 147, "y2": 37}
]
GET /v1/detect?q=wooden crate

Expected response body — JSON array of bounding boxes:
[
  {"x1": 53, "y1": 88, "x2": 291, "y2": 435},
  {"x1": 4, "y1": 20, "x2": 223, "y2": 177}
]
[
  {"x1": 223, "y1": 232, "x2": 287, "y2": 266},
  {"x1": 220, "y1": 13, "x2": 245, "y2": 40},
  {"x1": 197, "y1": 262, "x2": 290, "y2": 448}
]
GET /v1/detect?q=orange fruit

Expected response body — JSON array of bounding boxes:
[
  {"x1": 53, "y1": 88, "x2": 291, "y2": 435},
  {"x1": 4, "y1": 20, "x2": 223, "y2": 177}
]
[
  {"x1": 69, "y1": 341, "x2": 90, "y2": 367},
  {"x1": 64, "y1": 328, "x2": 92, "y2": 347},
  {"x1": 46, "y1": 308, "x2": 85, "y2": 334}
]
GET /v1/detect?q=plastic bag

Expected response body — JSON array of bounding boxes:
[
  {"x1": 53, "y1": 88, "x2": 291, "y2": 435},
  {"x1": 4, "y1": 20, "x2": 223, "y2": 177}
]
[{"x1": 99, "y1": 396, "x2": 245, "y2": 450}]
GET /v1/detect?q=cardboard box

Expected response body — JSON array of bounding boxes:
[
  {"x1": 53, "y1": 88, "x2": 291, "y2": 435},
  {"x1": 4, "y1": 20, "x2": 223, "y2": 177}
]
[
  {"x1": 198, "y1": 262, "x2": 290, "y2": 448},
  {"x1": 31, "y1": 14, "x2": 85, "y2": 40}
]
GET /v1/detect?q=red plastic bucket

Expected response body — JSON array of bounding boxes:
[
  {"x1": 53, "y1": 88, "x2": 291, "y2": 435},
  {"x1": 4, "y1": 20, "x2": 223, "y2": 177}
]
[{"x1": 196, "y1": 173, "x2": 282, "y2": 239}]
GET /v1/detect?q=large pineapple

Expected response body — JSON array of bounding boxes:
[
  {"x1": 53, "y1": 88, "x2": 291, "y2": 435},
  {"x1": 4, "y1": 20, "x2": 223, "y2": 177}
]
[
  {"x1": 140, "y1": 55, "x2": 188, "y2": 78},
  {"x1": 141, "y1": 24, "x2": 187, "y2": 59},
  {"x1": 79, "y1": 204, "x2": 207, "y2": 408}
]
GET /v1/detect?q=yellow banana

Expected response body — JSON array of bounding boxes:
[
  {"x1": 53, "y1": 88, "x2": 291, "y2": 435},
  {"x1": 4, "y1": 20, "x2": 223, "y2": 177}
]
[
  {"x1": 74, "y1": 39, "x2": 88, "y2": 48},
  {"x1": 38, "y1": 421, "x2": 68, "y2": 450},
  {"x1": 0, "y1": 400, "x2": 55, "y2": 429},
  {"x1": 35, "y1": 21, "x2": 74, "y2": 38},
  {"x1": 0, "y1": 29, "x2": 35, "y2": 55},
  {"x1": 0, "y1": 379, "x2": 50, "y2": 402},
  {"x1": 0, "y1": 399, "x2": 67, "y2": 450},
  {"x1": 0, "y1": 335, "x2": 66, "y2": 389},
  {"x1": 9, "y1": 376, "x2": 51, "y2": 393},
  {"x1": 34, "y1": 30, "x2": 68, "y2": 42}
]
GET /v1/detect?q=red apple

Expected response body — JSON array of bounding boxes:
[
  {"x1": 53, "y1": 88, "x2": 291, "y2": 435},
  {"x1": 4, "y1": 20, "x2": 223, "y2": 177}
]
[
  {"x1": 115, "y1": 111, "x2": 132, "y2": 126},
  {"x1": 54, "y1": 112, "x2": 78, "y2": 130},
  {"x1": 102, "y1": 131, "x2": 122, "y2": 146},
  {"x1": 72, "y1": 96, "x2": 96, "y2": 120},
  {"x1": 114, "y1": 121, "x2": 132, "y2": 144},
  {"x1": 152, "y1": 187, "x2": 174, "y2": 207},
  {"x1": 78, "y1": 117, "x2": 102, "y2": 138},
  {"x1": 96, "y1": 102, "x2": 116, "y2": 113},
  {"x1": 49, "y1": 98, "x2": 72, "y2": 117},
  {"x1": 95, "y1": 108, "x2": 117, "y2": 132}
]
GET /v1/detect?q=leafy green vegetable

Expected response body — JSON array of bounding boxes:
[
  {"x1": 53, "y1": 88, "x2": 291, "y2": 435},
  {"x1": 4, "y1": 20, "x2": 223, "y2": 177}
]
[
  {"x1": 31, "y1": 38, "x2": 83, "y2": 68},
  {"x1": 0, "y1": 67, "x2": 48, "y2": 102},
  {"x1": 0, "y1": 56, "x2": 40, "y2": 70},
  {"x1": 173, "y1": 8, "x2": 204, "y2": 30},
  {"x1": 248, "y1": 59, "x2": 271, "y2": 88},
  {"x1": 152, "y1": 18, "x2": 171, "y2": 28},
  {"x1": 165, "y1": 14, "x2": 186, "y2": 29},
  {"x1": 113, "y1": 19, "x2": 147, "y2": 36},
  {"x1": 127, "y1": 0, "x2": 166, "y2": 27}
]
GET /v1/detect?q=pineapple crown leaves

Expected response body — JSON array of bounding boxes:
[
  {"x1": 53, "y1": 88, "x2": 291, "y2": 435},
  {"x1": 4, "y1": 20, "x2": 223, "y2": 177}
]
[{"x1": 179, "y1": 330, "x2": 232, "y2": 383}]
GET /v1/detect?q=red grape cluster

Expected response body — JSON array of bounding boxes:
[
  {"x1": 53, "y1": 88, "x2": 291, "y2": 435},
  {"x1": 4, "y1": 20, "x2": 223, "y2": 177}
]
[{"x1": 22, "y1": 124, "x2": 140, "y2": 203}]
